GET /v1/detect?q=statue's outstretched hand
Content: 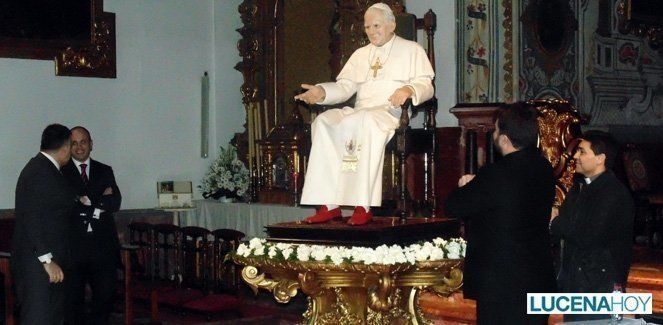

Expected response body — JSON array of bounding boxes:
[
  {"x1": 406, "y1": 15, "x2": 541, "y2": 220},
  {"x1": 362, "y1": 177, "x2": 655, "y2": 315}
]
[{"x1": 294, "y1": 84, "x2": 325, "y2": 105}]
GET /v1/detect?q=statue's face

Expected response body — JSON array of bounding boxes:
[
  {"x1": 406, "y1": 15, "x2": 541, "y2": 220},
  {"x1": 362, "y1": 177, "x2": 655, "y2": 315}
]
[{"x1": 363, "y1": 9, "x2": 395, "y2": 47}]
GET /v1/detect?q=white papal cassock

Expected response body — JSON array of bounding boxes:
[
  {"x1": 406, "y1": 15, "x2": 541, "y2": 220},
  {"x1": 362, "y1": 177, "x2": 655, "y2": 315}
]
[{"x1": 300, "y1": 35, "x2": 435, "y2": 207}]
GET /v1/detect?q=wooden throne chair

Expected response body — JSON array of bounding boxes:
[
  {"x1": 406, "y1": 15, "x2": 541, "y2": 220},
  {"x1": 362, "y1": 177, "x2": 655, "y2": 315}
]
[
  {"x1": 390, "y1": 8, "x2": 438, "y2": 219},
  {"x1": 234, "y1": 1, "x2": 438, "y2": 218}
]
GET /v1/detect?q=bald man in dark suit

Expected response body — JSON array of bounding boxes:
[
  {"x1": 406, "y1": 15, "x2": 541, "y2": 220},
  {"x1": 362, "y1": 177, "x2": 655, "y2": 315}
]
[
  {"x1": 62, "y1": 126, "x2": 122, "y2": 325},
  {"x1": 12, "y1": 124, "x2": 77, "y2": 324}
]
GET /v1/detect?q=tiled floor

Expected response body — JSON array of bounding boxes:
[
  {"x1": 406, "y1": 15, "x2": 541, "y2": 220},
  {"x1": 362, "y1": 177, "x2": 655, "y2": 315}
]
[{"x1": 109, "y1": 286, "x2": 306, "y2": 325}]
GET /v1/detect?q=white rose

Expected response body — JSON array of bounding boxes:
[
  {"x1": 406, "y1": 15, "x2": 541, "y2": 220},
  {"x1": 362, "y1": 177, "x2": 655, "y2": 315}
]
[
  {"x1": 282, "y1": 248, "x2": 293, "y2": 260},
  {"x1": 350, "y1": 248, "x2": 366, "y2": 263},
  {"x1": 405, "y1": 251, "x2": 416, "y2": 264},
  {"x1": 236, "y1": 244, "x2": 248, "y2": 257},
  {"x1": 429, "y1": 247, "x2": 445, "y2": 261},
  {"x1": 330, "y1": 253, "x2": 344, "y2": 265},
  {"x1": 296, "y1": 245, "x2": 311, "y2": 262},
  {"x1": 409, "y1": 244, "x2": 422, "y2": 252},
  {"x1": 253, "y1": 245, "x2": 265, "y2": 256},
  {"x1": 446, "y1": 241, "x2": 461, "y2": 259},
  {"x1": 415, "y1": 245, "x2": 431, "y2": 262},
  {"x1": 433, "y1": 237, "x2": 447, "y2": 246},
  {"x1": 311, "y1": 247, "x2": 327, "y2": 261},
  {"x1": 268, "y1": 246, "x2": 277, "y2": 258},
  {"x1": 275, "y1": 242, "x2": 291, "y2": 251},
  {"x1": 363, "y1": 253, "x2": 377, "y2": 265},
  {"x1": 248, "y1": 237, "x2": 264, "y2": 249}
]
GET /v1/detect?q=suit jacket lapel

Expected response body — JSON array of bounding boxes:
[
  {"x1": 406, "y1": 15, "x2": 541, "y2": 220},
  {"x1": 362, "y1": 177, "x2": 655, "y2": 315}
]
[
  {"x1": 63, "y1": 159, "x2": 88, "y2": 191},
  {"x1": 88, "y1": 159, "x2": 100, "y2": 186}
]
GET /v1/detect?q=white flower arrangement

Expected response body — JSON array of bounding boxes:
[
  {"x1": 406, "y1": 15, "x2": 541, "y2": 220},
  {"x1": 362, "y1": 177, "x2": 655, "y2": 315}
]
[
  {"x1": 235, "y1": 237, "x2": 466, "y2": 266},
  {"x1": 199, "y1": 145, "x2": 250, "y2": 200}
]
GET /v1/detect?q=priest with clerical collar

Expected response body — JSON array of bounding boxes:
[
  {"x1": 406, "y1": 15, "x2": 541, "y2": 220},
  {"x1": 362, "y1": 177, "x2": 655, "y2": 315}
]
[{"x1": 294, "y1": 2, "x2": 434, "y2": 226}]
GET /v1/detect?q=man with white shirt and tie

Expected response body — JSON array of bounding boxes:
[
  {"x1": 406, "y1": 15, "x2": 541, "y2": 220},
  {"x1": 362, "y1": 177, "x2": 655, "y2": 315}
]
[
  {"x1": 61, "y1": 126, "x2": 122, "y2": 325},
  {"x1": 12, "y1": 123, "x2": 76, "y2": 324}
]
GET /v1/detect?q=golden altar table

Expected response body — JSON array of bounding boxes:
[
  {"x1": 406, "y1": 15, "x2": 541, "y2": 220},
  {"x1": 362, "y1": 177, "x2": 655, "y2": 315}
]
[{"x1": 233, "y1": 254, "x2": 464, "y2": 324}]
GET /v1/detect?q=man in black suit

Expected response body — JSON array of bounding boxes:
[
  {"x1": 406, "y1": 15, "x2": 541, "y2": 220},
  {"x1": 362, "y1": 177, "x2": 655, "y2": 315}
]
[
  {"x1": 550, "y1": 130, "x2": 634, "y2": 322},
  {"x1": 12, "y1": 124, "x2": 76, "y2": 324},
  {"x1": 445, "y1": 102, "x2": 556, "y2": 325},
  {"x1": 62, "y1": 126, "x2": 122, "y2": 325}
]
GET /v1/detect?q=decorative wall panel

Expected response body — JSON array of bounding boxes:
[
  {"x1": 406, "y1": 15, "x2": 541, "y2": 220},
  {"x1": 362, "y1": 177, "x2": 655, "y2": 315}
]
[
  {"x1": 456, "y1": 0, "x2": 516, "y2": 103},
  {"x1": 581, "y1": 0, "x2": 663, "y2": 125},
  {"x1": 519, "y1": 0, "x2": 578, "y2": 103}
]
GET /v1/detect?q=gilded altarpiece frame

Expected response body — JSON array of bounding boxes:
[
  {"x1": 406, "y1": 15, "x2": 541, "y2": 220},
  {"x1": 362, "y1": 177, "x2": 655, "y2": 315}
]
[{"x1": 0, "y1": 0, "x2": 116, "y2": 78}]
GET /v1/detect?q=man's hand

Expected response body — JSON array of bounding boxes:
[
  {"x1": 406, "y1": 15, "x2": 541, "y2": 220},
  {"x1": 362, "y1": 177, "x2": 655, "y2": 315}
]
[
  {"x1": 79, "y1": 195, "x2": 91, "y2": 206},
  {"x1": 43, "y1": 261, "x2": 64, "y2": 283},
  {"x1": 458, "y1": 174, "x2": 476, "y2": 187},
  {"x1": 550, "y1": 207, "x2": 559, "y2": 221},
  {"x1": 388, "y1": 86, "x2": 413, "y2": 107},
  {"x1": 103, "y1": 187, "x2": 113, "y2": 195},
  {"x1": 294, "y1": 84, "x2": 325, "y2": 105}
]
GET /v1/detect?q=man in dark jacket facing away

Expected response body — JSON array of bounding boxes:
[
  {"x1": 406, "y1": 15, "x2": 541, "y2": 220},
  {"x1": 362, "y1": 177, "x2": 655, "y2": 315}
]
[
  {"x1": 445, "y1": 102, "x2": 556, "y2": 325},
  {"x1": 550, "y1": 130, "x2": 634, "y2": 322},
  {"x1": 62, "y1": 126, "x2": 122, "y2": 324},
  {"x1": 12, "y1": 124, "x2": 76, "y2": 324}
]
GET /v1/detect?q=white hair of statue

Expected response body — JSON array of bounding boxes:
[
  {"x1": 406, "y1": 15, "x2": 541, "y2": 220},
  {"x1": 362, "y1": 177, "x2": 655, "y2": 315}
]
[{"x1": 367, "y1": 2, "x2": 395, "y2": 23}]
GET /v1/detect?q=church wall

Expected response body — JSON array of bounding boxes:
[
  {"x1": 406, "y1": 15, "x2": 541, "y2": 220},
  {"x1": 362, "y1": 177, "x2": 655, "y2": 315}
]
[
  {"x1": 456, "y1": 0, "x2": 663, "y2": 132},
  {"x1": 214, "y1": 0, "x2": 245, "y2": 155},
  {"x1": 580, "y1": 0, "x2": 663, "y2": 127},
  {"x1": 456, "y1": 0, "x2": 517, "y2": 104},
  {"x1": 0, "y1": 0, "x2": 245, "y2": 209},
  {"x1": 407, "y1": 0, "x2": 457, "y2": 127}
]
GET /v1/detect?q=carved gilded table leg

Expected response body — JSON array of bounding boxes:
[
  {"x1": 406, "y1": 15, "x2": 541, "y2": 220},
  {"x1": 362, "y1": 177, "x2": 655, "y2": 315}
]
[{"x1": 235, "y1": 257, "x2": 463, "y2": 325}]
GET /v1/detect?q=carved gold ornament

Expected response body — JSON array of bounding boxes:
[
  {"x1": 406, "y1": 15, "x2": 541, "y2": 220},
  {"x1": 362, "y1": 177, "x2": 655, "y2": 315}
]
[{"x1": 234, "y1": 252, "x2": 463, "y2": 325}]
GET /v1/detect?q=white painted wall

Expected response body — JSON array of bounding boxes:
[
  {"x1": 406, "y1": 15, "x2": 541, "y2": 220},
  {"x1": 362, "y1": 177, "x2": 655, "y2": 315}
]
[
  {"x1": 407, "y1": 0, "x2": 458, "y2": 127},
  {"x1": 0, "y1": 0, "x2": 456, "y2": 209},
  {"x1": 214, "y1": 0, "x2": 245, "y2": 149},
  {"x1": 0, "y1": 0, "x2": 244, "y2": 209}
]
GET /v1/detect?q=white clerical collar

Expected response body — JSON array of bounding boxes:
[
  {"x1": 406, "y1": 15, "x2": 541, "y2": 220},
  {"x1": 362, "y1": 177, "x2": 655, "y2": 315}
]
[
  {"x1": 40, "y1": 151, "x2": 61, "y2": 170},
  {"x1": 584, "y1": 171, "x2": 604, "y2": 185}
]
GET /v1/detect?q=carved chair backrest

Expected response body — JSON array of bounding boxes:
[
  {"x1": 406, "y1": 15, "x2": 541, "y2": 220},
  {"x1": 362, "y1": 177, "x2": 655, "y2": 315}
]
[
  {"x1": 152, "y1": 223, "x2": 182, "y2": 283},
  {"x1": 127, "y1": 222, "x2": 154, "y2": 281},
  {"x1": 394, "y1": 9, "x2": 437, "y2": 130},
  {"x1": 390, "y1": 8, "x2": 439, "y2": 218},
  {"x1": 181, "y1": 226, "x2": 212, "y2": 292},
  {"x1": 211, "y1": 229, "x2": 245, "y2": 293}
]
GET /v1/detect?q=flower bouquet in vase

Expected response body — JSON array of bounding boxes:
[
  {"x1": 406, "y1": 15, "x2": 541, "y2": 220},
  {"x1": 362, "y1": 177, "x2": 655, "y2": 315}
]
[{"x1": 199, "y1": 145, "x2": 250, "y2": 202}]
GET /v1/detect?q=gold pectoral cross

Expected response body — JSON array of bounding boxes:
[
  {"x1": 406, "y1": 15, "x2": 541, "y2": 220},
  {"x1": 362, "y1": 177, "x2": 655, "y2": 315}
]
[{"x1": 370, "y1": 58, "x2": 382, "y2": 78}]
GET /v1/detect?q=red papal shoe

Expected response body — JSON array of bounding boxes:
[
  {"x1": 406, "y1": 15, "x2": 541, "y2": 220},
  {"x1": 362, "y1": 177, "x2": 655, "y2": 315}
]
[
  {"x1": 347, "y1": 206, "x2": 373, "y2": 226},
  {"x1": 304, "y1": 206, "x2": 342, "y2": 224}
]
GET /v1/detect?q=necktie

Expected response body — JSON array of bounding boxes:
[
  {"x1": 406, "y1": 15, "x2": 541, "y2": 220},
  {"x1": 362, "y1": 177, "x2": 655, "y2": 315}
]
[{"x1": 80, "y1": 163, "x2": 89, "y2": 183}]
